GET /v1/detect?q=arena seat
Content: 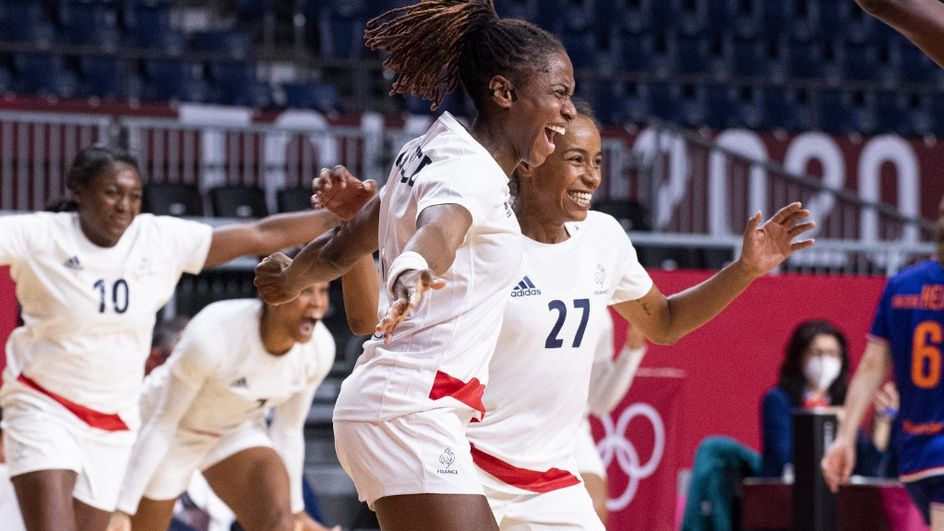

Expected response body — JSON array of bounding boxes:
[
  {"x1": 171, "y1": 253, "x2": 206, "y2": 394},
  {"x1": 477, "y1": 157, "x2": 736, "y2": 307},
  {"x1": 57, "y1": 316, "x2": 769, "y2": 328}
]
[
  {"x1": 13, "y1": 52, "x2": 78, "y2": 98},
  {"x1": 209, "y1": 185, "x2": 269, "y2": 219},
  {"x1": 142, "y1": 182, "x2": 204, "y2": 217},
  {"x1": 282, "y1": 82, "x2": 340, "y2": 113},
  {"x1": 60, "y1": 2, "x2": 121, "y2": 50},
  {"x1": 143, "y1": 59, "x2": 208, "y2": 103},
  {"x1": 276, "y1": 186, "x2": 313, "y2": 213},
  {"x1": 191, "y1": 31, "x2": 252, "y2": 60},
  {"x1": 78, "y1": 55, "x2": 131, "y2": 100}
]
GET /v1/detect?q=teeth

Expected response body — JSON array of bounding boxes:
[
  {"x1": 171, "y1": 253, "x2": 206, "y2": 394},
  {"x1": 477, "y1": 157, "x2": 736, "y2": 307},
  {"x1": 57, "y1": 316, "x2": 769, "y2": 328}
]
[
  {"x1": 568, "y1": 191, "x2": 592, "y2": 206},
  {"x1": 547, "y1": 125, "x2": 566, "y2": 135}
]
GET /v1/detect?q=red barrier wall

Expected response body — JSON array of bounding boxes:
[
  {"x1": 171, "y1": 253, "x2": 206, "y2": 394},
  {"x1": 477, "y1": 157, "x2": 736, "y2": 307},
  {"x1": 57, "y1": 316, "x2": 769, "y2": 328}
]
[{"x1": 610, "y1": 270, "x2": 888, "y2": 468}]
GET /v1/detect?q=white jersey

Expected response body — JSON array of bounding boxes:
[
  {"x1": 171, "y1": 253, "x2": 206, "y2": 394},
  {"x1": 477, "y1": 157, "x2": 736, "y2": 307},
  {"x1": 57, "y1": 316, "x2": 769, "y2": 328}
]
[
  {"x1": 334, "y1": 112, "x2": 521, "y2": 422},
  {"x1": 121, "y1": 299, "x2": 335, "y2": 513},
  {"x1": 0, "y1": 212, "x2": 211, "y2": 426},
  {"x1": 467, "y1": 211, "x2": 652, "y2": 489}
]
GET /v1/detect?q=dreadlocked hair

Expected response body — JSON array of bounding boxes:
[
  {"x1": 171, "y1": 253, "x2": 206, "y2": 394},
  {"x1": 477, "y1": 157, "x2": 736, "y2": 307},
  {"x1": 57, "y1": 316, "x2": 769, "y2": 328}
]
[{"x1": 365, "y1": 0, "x2": 564, "y2": 112}]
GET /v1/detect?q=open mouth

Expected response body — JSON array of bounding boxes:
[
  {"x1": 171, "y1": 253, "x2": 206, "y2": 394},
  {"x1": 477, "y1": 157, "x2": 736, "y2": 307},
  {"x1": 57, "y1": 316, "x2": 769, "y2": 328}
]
[
  {"x1": 298, "y1": 316, "x2": 319, "y2": 335},
  {"x1": 567, "y1": 191, "x2": 592, "y2": 207},
  {"x1": 543, "y1": 125, "x2": 566, "y2": 151}
]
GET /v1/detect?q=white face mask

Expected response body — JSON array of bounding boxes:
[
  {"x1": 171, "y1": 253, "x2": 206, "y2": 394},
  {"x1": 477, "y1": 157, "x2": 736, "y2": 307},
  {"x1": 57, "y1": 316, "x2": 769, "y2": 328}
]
[{"x1": 803, "y1": 356, "x2": 842, "y2": 392}]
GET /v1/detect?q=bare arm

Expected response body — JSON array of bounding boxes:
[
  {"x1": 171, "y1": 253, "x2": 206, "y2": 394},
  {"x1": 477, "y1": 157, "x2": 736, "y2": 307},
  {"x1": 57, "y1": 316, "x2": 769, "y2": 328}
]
[
  {"x1": 255, "y1": 196, "x2": 380, "y2": 305},
  {"x1": 614, "y1": 202, "x2": 815, "y2": 344},
  {"x1": 341, "y1": 253, "x2": 380, "y2": 335},
  {"x1": 856, "y1": 0, "x2": 944, "y2": 68},
  {"x1": 821, "y1": 340, "x2": 892, "y2": 491},
  {"x1": 204, "y1": 209, "x2": 342, "y2": 269}
]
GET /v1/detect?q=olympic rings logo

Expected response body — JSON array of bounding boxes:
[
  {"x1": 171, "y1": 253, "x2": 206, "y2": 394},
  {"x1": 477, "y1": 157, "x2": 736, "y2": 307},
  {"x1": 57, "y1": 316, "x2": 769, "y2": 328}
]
[{"x1": 596, "y1": 402, "x2": 666, "y2": 511}]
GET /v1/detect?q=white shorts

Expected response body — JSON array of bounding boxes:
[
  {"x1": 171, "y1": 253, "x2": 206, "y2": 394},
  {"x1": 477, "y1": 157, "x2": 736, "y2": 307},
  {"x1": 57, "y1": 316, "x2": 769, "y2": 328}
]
[
  {"x1": 0, "y1": 386, "x2": 136, "y2": 511},
  {"x1": 574, "y1": 419, "x2": 606, "y2": 480},
  {"x1": 142, "y1": 420, "x2": 273, "y2": 500},
  {"x1": 480, "y1": 469, "x2": 604, "y2": 531},
  {"x1": 334, "y1": 408, "x2": 483, "y2": 509}
]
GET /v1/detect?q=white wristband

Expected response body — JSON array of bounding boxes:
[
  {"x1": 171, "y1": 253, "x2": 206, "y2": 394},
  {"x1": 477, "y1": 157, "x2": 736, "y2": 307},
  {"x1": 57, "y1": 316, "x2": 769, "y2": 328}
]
[{"x1": 386, "y1": 251, "x2": 430, "y2": 298}]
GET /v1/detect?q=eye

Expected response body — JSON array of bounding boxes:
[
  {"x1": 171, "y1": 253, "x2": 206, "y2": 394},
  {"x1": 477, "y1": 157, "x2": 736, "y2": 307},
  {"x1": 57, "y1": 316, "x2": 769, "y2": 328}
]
[
  {"x1": 569, "y1": 155, "x2": 584, "y2": 164},
  {"x1": 129, "y1": 192, "x2": 143, "y2": 202}
]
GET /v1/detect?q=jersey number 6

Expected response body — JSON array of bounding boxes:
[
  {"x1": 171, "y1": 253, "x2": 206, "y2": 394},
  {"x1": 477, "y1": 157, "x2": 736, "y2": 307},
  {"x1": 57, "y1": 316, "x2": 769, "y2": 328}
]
[{"x1": 913, "y1": 320, "x2": 942, "y2": 389}]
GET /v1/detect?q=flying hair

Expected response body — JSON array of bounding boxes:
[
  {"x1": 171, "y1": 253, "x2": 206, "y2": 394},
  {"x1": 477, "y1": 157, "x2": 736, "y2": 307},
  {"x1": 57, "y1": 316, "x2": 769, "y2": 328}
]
[{"x1": 364, "y1": 0, "x2": 563, "y2": 111}]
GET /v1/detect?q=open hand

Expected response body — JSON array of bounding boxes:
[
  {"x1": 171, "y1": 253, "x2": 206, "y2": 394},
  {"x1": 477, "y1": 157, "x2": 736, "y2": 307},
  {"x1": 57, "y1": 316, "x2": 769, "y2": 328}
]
[
  {"x1": 312, "y1": 165, "x2": 377, "y2": 221},
  {"x1": 254, "y1": 252, "x2": 301, "y2": 305},
  {"x1": 820, "y1": 437, "x2": 856, "y2": 493},
  {"x1": 376, "y1": 268, "x2": 446, "y2": 343},
  {"x1": 739, "y1": 202, "x2": 816, "y2": 277}
]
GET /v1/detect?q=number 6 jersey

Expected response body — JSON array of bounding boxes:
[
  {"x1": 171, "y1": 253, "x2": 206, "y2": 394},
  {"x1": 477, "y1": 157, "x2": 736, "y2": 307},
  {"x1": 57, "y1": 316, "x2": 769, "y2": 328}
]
[
  {"x1": 0, "y1": 212, "x2": 212, "y2": 427},
  {"x1": 869, "y1": 258, "x2": 944, "y2": 482},
  {"x1": 467, "y1": 211, "x2": 652, "y2": 492}
]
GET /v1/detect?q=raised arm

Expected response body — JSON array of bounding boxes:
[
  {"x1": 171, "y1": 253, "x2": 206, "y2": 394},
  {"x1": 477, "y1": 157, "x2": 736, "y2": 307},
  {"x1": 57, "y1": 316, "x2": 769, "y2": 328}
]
[
  {"x1": 614, "y1": 202, "x2": 815, "y2": 344},
  {"x1": 204, "y1": 209, "x2": 342, "y2": 269},
  {"x1": 821, "y1": 339, "x2": 892, "y2": 492},
  {"x1": 374, "y1": 203, "x2": 470, "y2": 341},
  {"x1": 255, "y1": 196, "x2": 380, "y2": 305},
  {"x1": 856, "y1": 0, "x2": 944, "y2": 68}
]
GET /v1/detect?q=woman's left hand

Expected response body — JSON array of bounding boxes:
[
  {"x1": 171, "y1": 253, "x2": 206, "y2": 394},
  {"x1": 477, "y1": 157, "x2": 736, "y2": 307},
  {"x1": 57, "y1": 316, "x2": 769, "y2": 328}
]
[{"x1": 738, "y1": 202, "x2": 816, "y2": 277}]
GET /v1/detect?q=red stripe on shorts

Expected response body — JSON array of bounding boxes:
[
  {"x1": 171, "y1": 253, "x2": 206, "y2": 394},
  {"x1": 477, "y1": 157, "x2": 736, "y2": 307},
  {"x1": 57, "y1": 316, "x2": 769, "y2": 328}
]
[
  {"x1": 428, "y1": 370, "x2": 486, "y2": 415},
  {"x1": 470, "y1": 444, "x2": 581, "y2": 493},
  {"x1": 17, "y1": 373, "x2": 129, "y2": 432}
]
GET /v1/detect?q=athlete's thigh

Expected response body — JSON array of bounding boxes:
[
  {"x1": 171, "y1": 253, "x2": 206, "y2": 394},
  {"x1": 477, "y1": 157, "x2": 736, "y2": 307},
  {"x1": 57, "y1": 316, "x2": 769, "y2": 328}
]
[
  {"x1": 73, "y1": 498, "x2": 110, "y2": 531},
  {"x1": 202, "y1": 446, "x2": 292, "y2": 528},
  {"x1": 11, "y1": 469, "x2": 78, "y2": 531},
  {"x1": 129, "y1": 497, "x2": 177, "y2": 531},
  {"x1": 374, "y1": 492, "x2": 499, "y2": 531}
]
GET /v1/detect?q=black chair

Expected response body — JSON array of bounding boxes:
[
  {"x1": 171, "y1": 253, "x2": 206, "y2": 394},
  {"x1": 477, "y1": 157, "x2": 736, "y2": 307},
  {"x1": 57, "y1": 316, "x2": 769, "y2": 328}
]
[
  {"x1": 593, "y1": 198, "x2": 651, "y2": 231},
  {"x1": 142, "y1": 182, "x2": 203, "y2": 217},
  {"x1": 209, "y1": 185, "x2": 268, "y2": 219},
  {"x1": 276, "y1": 186, "x2": 313, "y2": 213}
]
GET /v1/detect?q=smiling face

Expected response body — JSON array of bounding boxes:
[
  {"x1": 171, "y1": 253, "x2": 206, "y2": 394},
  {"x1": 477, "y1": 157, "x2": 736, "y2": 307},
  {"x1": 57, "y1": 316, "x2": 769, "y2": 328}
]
[
  {"x1": 73, "y1": 162, "x2": 143, "y2": 248},
  {"x1": 518, "y1": 113, "x2": 602, "y2": 225},
  {"x1": 508, "y1": 51, "x2": 577, "y2": 168},
  {"x1": 269, "y1": 281, "x2": 330, "y2": 345}
]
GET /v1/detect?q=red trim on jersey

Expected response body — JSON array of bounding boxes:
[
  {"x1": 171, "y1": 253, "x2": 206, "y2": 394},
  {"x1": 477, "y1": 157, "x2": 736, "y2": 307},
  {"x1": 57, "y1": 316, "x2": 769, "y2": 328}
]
[
  {"x1": 428, "y1": 370, "x2": 486, "y2": 415},
  {"x1": 470, "y1": 444, "x2": 581, "y2": 493},
  {"x1": 17, "y1": 374, "x2": 129, "y2": 432}
]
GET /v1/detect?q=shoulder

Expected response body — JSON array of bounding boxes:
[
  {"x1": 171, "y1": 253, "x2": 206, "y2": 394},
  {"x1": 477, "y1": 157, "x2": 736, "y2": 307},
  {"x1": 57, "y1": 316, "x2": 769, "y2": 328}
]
[
  {"x1": 762, "y1": 387, "x2": 791, "y2": 409},
  {"x1": 189, "y1": 299, "x2": 260, "y2": 332}
]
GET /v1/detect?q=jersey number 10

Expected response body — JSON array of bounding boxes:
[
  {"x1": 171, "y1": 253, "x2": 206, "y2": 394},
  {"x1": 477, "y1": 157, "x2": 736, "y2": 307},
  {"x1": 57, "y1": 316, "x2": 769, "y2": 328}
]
[
  {"x1": 93, "y1": 278, "x2": 130, "y2": 314},
  {"x1": 913, "y1": 321, "x2": 943, "y2": 389}
]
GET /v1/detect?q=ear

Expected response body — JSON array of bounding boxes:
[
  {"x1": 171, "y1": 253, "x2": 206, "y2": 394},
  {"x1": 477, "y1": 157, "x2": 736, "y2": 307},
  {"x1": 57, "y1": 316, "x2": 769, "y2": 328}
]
[
  {"x1": 516, "y1": 161, "x2": 535, "y2": 179},
  {"x1": 488, "y1": 75, "x2": 517, "y2": 109}
]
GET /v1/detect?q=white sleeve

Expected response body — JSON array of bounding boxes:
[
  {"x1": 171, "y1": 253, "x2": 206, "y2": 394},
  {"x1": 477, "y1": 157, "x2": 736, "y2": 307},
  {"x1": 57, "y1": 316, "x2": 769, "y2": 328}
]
[
  {"x1": 601, "y1": 215, "x2": 653, "y2": 304},
  {"x1": 413, "y1": 158, "x2": 488, "y2": 225},
  {"x1": 269, "y1": 380, "x2": 319, "y2": 514},
  {"x1": 115, "y1": 370, "x2": 203, "y2": 514},
  {"x1": 586, "y1": 343, "x2": 647, "y2": 417},
  {"x1": 0, "y1": 214, "x2": 44, "y2": 265},
  {"x1": 152, "y1": 215, "x2": 213, "y2": 275}
]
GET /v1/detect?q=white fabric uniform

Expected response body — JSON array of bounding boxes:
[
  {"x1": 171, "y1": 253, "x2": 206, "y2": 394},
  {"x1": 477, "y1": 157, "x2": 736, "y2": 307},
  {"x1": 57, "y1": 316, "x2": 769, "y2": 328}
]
[
  {"x1": 576, "y1": 314, "x2": 647, "y2": 479},
  {"x1": 0, "y1": 212, "x2": 211, "y2": 510},
  {"x1": 467, "y1": 211, "x2": 652, "y2": 528},
  {"x1": 332, "y1": 112, "x2": 521, "y2": 505},
  {"x1": 0, "y1": 463, "x2": 26, "y2": 531},
  {"x1": 115, "y1": 299, "x2": 335, "y2": 515}
]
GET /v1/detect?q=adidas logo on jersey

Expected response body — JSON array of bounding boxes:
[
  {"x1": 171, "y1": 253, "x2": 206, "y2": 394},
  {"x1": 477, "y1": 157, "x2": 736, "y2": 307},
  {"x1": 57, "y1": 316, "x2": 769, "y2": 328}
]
[
  {"x1": 511, "y1": 276, "x2": 541, "y2": 297},
  {"x1": 230, "y1": 377, "x2": 248, "y2": 388},
  {"x1": 63, "y1": 255, "x2": 83, "y2": 270}
]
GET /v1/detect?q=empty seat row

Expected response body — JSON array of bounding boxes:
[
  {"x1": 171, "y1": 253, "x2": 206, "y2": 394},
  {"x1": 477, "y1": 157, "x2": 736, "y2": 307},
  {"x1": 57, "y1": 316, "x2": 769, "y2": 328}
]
[{"x1": 142, "y1": 184, "x2": 314, "y2": 219}]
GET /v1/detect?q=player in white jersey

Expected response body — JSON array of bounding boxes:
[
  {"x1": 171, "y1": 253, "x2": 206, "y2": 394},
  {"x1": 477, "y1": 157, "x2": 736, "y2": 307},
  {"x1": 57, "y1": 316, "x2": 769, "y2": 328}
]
[
  {"x1": 576, "y1": 317, "x2": 648, "y2": 524},
  {"x1": 0, "y1": 145, "x2": 366, "y2": 531},
  {"x1": 465, "y1": 108, "x2": 817, "y2": 529},
  {"x1": 253, "y1": 2, "x2": 576, "y2": 528},
  {"x1": 106, "y1": 282, "x2": 340, "y2": 531}
]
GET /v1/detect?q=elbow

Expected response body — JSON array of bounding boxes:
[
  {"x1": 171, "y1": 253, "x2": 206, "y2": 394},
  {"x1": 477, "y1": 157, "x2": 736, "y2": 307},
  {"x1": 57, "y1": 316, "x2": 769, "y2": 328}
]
[
  {"x1": 347, "y1": 316, "x2": 377, "y2": 336},
  {"x1": 648, "y1": 331, "x2": 681, "y2": 346}
]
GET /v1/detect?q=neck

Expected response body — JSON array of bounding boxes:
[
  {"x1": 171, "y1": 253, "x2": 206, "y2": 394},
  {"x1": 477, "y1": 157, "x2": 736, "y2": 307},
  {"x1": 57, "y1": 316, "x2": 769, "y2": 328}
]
[
  {"x1": 471, "y1": 118, "x2": 519, "y2": 177},
  {"x1": 260, "y1": 308, "x2": 294, "y2": 356},
  {"x1": 514, "y1": 197, "x2": 570, "y2": 244}
]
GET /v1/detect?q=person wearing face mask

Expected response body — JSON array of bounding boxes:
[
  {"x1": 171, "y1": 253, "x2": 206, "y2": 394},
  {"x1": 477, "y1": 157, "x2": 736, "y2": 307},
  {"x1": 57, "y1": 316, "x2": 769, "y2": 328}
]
[{"x1": 761, "y1": 319, "x2": 852, "y2": 477}]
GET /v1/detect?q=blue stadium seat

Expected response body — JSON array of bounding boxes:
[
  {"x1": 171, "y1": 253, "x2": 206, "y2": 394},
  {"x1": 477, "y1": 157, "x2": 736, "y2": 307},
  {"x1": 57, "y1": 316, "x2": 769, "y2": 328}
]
[
  {"x1": 318, "y1": 9, "x2": 366, "y2": 58},
  {"x1": 678, "y1": 83, "x2": 706, "y2": 127},
  {"x1": 0, "y1": 66, "x2": 12, "y2": 94},
  {"x1": 191, "y1": 31, "x2": 253, "y2": 60},
  {"x1": 674, "y1": 34, "x2": 714, "y2": 76},
  {"x1": 143, "y1": 59, "x2": 208, "y2": 103},
  {"x1": 677, "y1": 0, "x2": 708, "y2": 36},
  {"x1": 615, "y1": 31, "x2": 654, "y2": 74},
  {"x1": 895, "y1": 42, "x2": 943, "y2": 84},
  {"x1": 208, "y1": 61, "x2": 271, "y2": 107},
  {"x1": 813, "y1": 88, "x2": 854, "y2": 133},
  {"x1": 13, "y1": 52, "x2": 78, "y2": 98},
  {"x1": 758, "y1": 87, "x2": 811, "y2": 131},
  {"x1": 840, "y1": 41, "x2": 890, "y2": 82},
  {"x1": 494, "y1": 0, "x2": 539, "y2": 22},
  {"x1": 725, "y1": 36, "x2": 785, "y2": 80},
  {"x1": 282, "y1": 82, "x2": 340, "y2": 113},
  {"x1": 560, "y1": 29, "x2": 598, "y2": 70},
  {"x1": 786, "y1": 38, "x2": 840, "y2": 82},
  {"x1": 126, "y1": 5, "x2": 184, "y2": 53},
  {"x1": 599, "y1": 0, "x2": 652, "y2": 34},
  {"x1": 644, "y1": 82, "x2": 682, "y2": 123},
  {"x1": 702, "y1": 84, "x2": 739, "y2": 129},
  {"x1": 60, "y1": 2, "x2": 121, "y2": 49},
  {"x1": 732, "y1": 0, "x2": 763, "y2": 38},
  {"x1": 872, "y1": 91, "x2": 907, "y2": 134},
  {"x1": 0, "y1": 3, "x2": 56, "y2": 47},
  {"x1": 901, "y1": 93, "x2": 933, "y2": 137},
  {"x1": 78, "y1": 55, "x2": 130, "y2": 100}
]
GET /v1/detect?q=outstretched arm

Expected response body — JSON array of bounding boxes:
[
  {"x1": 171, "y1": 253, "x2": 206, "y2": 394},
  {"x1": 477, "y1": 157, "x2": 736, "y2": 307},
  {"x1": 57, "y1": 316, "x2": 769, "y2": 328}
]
[
  {"x1": 255, "y1": 196, "x2": 381, "y2": 305},
  {"x1": 821, "y1": 339, "x2": 891, "y2": 492},
  {"x1": 615, "y1": 202, "x2": 815, "y2": 344},
  {"x1": 856, "y1": 0, "x2": 944, "y2": 68},
  {"x1": 204, "y1": 209, "x2": 343, "y2": 269},
  {"x1": 374, "y1": 203, "x2": 470, "y2": 342}
]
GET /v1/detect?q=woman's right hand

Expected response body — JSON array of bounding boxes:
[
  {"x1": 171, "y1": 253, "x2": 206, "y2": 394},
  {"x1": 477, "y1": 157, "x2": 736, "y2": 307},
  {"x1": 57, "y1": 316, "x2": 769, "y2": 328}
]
[
  {"x1": 313, "y1": 165, "x2": 377, "y2": 221},
  {"x1": 254, "y1": 252, "x2": 301, "y2": 305},
  {"x1": 106, "y1": 512, "x2": 132, "y2": 531}
]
